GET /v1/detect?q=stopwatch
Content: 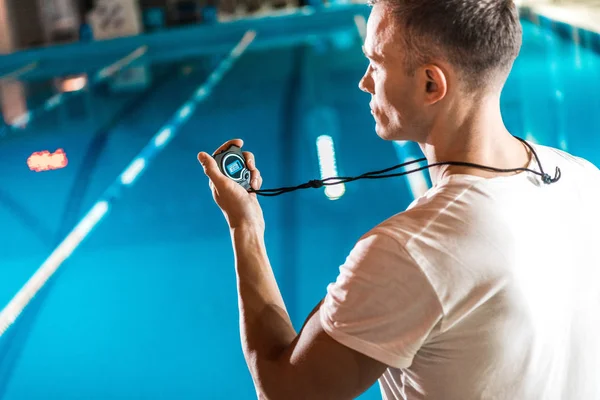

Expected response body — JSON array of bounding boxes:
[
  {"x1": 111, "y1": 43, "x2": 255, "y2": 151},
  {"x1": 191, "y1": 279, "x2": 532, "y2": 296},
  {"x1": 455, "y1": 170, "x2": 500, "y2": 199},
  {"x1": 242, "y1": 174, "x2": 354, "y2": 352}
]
[{"x1": 213, "y1": 144, "x2": 252, "y2": 190}]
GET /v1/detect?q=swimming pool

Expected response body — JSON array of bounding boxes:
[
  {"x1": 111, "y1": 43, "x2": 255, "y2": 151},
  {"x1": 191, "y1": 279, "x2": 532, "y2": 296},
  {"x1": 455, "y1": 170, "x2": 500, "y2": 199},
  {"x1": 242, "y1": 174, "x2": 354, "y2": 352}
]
[{"x1": 0, "y1": 5, "x2": 599, "y2": 399}]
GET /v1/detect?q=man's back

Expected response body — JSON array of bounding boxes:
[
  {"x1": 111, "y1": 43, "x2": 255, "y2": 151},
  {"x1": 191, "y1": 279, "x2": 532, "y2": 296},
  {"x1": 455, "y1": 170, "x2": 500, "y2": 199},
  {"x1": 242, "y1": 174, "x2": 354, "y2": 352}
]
[{"x1": 321, "y1": 143, "x2": 600, "y2": 399}]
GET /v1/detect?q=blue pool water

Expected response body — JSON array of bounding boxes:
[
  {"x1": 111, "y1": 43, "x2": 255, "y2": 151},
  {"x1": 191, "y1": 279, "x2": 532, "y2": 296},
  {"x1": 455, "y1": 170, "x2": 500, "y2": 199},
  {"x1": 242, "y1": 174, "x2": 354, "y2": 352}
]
[{"x1": 0, "y1": 10, "x2": 599, "y2": 399}]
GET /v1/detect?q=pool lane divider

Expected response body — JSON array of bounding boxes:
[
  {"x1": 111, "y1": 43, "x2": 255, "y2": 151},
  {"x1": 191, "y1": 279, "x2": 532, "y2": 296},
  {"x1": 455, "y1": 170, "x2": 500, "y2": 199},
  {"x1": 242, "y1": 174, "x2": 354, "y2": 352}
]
[
  {"x1": 0, "y1": 62, "x2": 39, "y2": 81},
  {"x1": 5, "y1": 46, "x2": 148, "y2": 131}
]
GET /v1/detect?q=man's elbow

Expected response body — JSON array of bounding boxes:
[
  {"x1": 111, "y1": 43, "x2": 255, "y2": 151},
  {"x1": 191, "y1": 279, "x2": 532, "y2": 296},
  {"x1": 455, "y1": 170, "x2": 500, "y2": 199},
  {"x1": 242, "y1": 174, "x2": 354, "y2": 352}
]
[
  {"x1": 251, "y1": 366, "x2": 307, "y2": 400},
  {"x1": 255, "y1": 372, "x2": 340, "y2": 400},
  {"x1": 255, "y1": 384, "x2": 305, "y2": 400},
  {"x1": 246, "y1": 358, "x2": 292, "y2": 400}
]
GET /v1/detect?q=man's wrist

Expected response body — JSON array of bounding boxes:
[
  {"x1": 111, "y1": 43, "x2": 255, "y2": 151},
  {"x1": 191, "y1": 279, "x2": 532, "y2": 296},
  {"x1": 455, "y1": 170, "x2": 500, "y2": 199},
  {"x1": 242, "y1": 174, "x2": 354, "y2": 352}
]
[{"x1": 230, "y1": 220, "x2": 265, "y2": 239}]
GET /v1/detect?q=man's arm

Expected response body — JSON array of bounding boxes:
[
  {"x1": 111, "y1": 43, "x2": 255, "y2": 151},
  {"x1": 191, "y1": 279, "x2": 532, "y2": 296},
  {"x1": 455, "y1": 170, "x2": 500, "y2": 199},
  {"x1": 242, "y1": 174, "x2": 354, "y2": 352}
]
[{"x1": 231, "y1": 225, "x2": 388, "y2": 400}]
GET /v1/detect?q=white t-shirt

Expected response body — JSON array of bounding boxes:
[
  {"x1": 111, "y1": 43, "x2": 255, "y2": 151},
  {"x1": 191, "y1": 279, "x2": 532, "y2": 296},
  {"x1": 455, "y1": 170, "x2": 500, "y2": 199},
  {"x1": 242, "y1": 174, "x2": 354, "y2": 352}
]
[{"x1": 320, "y1": 143, "x2": 600, "y2": 400}]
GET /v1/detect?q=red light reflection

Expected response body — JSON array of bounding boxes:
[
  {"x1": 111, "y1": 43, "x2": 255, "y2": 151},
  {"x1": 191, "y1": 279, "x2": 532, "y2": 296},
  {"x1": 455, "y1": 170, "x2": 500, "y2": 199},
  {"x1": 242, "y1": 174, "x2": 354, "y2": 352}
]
[{"x1": 27, "y1": 149, "x2": 68, "y2": 172}]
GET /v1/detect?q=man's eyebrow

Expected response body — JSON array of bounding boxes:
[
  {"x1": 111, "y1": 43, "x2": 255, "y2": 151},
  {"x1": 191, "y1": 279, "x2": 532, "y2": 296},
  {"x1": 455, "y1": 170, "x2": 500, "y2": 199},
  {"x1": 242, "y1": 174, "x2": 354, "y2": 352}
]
[{"x1": 362, "y1": 45, "x2": 381, "y2": 61}]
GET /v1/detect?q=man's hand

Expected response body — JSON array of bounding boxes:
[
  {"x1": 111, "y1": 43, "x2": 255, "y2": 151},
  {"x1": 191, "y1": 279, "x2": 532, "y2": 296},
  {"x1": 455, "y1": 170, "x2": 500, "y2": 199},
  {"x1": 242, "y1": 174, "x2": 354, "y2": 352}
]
[{"x1": 198, "y1": 139, "x2": 265, "y2": 230}]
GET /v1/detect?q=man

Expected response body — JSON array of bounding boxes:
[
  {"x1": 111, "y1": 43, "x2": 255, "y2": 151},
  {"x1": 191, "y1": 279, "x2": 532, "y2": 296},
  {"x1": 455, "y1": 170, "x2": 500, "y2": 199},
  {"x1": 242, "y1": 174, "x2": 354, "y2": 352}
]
[{"x1": 197, "y1": 0, "x2": 600, "y2": 398}]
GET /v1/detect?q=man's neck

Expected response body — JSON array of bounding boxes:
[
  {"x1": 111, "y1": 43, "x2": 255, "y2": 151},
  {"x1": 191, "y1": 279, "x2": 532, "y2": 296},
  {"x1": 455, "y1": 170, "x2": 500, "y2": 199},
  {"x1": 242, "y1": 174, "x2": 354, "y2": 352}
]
[{"x1": 418, "y1": 97, "x2": 531, "y2": 186}]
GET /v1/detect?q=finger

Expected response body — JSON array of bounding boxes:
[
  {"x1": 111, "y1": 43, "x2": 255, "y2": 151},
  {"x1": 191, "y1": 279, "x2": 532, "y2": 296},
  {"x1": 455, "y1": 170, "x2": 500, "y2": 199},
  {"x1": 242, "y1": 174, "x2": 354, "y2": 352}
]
[
  {"x1": 249, "y1": 175, "x2": 262, "y2": 193},
  {"x1": 212, "y1": 139, "x2": 244, "y2": 157},
  {"x1": 242, "y1": 151, "x2": 256, "y2": 171},
  {"x1": 251, "y1": 169, "x2": 262, "y2": 190},
  {"x1": 198, "y1": 152, "x2": 230, "y2": 189},
  {"x1": 242, "y1": 151, "x2": 261, "y2": 190}
]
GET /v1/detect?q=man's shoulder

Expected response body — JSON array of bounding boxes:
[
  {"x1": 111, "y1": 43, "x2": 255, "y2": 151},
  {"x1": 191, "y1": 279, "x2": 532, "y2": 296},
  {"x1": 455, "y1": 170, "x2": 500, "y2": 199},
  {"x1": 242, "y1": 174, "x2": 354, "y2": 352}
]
[
  {"x1": 372, "y1": 179, "x2": 480, "y2": 242},
  {"x1": 535, "y1": 143, "x2": 600, "y2": 175},
  {"x1": 530, "y1": 144, "x2": 600, "y2": 195}
]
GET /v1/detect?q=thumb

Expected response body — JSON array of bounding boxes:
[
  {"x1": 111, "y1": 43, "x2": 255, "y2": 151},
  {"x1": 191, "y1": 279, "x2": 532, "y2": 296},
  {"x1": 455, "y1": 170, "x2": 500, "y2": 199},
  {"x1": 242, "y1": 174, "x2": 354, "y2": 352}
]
[{"x1": 198, "y1": 152, "x2": 227, "y2": 185}]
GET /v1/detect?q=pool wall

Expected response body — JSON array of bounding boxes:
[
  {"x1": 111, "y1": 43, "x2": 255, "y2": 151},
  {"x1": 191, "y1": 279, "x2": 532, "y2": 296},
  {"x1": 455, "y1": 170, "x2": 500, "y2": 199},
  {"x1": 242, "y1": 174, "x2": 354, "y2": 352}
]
[{"x1": 520, "y1": 6, "x2": 600, "y2": 54}]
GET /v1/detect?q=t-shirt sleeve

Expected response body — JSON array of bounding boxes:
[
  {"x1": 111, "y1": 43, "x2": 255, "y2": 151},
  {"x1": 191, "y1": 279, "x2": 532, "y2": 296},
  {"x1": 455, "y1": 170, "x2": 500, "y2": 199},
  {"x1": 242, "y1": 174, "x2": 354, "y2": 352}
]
[{"x1": 320, "y1": 230, "x2": 443, "y2": 369}]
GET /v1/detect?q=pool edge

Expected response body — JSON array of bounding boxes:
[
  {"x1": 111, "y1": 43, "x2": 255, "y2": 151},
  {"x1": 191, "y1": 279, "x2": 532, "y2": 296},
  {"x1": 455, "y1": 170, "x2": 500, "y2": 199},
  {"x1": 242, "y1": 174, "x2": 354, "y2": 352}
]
[{"x1": 520, "y1": 5, "x2": 600, "y2": 55}]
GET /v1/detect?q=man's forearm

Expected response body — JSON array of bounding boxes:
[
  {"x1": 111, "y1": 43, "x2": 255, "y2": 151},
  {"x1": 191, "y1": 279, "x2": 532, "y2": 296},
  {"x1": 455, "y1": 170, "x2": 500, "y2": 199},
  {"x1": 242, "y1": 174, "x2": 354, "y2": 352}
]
[{"x1": 230, "y1": 225, "x2": 297, "y2": 392}]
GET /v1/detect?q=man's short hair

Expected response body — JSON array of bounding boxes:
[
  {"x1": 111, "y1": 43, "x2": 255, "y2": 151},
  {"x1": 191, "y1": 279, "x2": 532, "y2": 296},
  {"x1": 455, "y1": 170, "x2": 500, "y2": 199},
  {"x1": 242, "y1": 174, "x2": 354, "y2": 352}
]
[{"x1": 369, "y1": 0, "x2": 523, "y2": 92}]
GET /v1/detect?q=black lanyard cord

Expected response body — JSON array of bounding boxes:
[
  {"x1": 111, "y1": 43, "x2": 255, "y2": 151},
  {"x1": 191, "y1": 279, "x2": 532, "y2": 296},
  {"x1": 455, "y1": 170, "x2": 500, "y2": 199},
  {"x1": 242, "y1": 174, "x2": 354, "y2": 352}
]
[{"x1": 249, "y1": 137, "x2": 562, "y2": 197}]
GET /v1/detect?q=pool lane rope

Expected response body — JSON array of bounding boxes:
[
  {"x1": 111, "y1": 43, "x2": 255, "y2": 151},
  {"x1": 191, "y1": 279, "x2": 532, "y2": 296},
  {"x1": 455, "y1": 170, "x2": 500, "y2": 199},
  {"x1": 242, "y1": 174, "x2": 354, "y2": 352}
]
[
  {"x1": 5, "y1": 46, "x2": 148, "y2": 131},
  {"x1": 0, "y1": 30, "x2": 257, "y2": 338},
  {"x1": 0, "y1": 62, "x2": 39, "y2": 81}
]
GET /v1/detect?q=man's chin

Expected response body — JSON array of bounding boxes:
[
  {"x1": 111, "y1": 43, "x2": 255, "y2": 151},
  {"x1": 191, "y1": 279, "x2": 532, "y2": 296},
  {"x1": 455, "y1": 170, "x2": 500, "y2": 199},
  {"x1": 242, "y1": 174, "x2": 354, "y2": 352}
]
[
  {"x1": 375, "y1": 124, "x2": 400, "y2": 141},
  {"x1": 375, "y1": 123, "x2": 417, "y2": 142}
]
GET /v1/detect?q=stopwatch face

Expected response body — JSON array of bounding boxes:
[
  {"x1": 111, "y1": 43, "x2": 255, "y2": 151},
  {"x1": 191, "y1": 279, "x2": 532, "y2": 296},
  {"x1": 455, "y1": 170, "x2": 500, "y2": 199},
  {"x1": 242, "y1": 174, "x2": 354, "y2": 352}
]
[{"x1": 222, "y1": 153, "x2": 250, "y2": 182}]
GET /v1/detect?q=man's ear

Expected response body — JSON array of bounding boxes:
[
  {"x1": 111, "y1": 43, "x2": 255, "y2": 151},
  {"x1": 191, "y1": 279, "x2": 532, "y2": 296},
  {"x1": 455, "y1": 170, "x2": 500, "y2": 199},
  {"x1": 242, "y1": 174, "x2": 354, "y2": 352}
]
[{"x1": 422, "y1": 65, "x2": 447, "y2": 104}]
